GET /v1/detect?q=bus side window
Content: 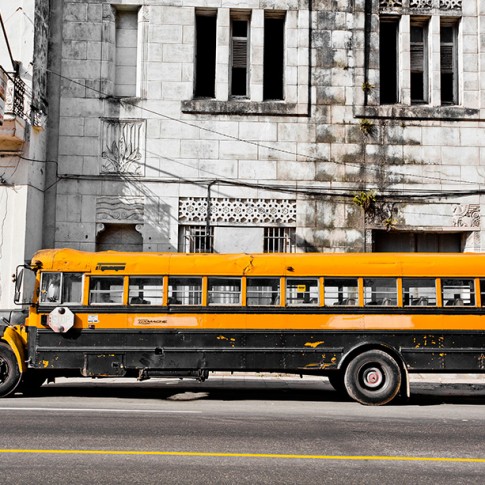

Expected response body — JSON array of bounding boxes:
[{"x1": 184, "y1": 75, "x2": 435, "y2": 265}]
[
  {"x1": 89, "y1": 277, "x2": 124, "y2": 304},
  {"x1": 40, "y1": 272, "x2": 83, "y2": 305},
  {"x1": 442, "y1": 279, "x2": 475, "y2": 306},
  {"x1": 168, "y1": 277, "x2": 202, "y2": 305},
  {"x1": 129, "y1": 277, "x2": 163, "y2": 305},
  {"x1": 402, "y1": 278, "x2": 436, "y2": 307},
  {"x1": 247, "y1": 278, "x2": 280, "y2": 306},
  {"x1": 40, "y1": 273, "x2": 61, "y2": 304},
  {"x1": 62, "y1": 273, "x2": 83, "y2": 304},
  {"x1": 286, "y1": 278, "x2": 319, "y2": 306},
  {"x1": 208, "y1": 278, "x2": 241, "y2": 305},
  {"x1": 364, "y1": 278, "x2": 397, "y2": 306},
  {"x1": 324, "y1": 278, "x2": 358, "y2": 306}
]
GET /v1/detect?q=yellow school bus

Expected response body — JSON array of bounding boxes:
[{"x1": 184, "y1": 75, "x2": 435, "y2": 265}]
[{"x1": 2, "y1": 248, "x2": 485, "y2": 405}]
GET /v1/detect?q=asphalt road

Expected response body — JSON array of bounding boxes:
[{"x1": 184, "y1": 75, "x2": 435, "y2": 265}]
[{"x1": 0, "y1": 377, "x2": 484, "y2": 484}]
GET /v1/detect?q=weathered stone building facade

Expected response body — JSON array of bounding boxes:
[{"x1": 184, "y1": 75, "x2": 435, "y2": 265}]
[{"x1": 2, "y1": 0, "x2": 485, "y2": 310}]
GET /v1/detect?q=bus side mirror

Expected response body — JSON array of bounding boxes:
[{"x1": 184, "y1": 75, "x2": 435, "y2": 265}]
[{"x1": 13, "y1": 268, "x2": 23, "y2": 304}]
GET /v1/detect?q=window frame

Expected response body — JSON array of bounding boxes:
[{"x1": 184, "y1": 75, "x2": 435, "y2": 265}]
[
  {"x1": 39, "y1": 272, "x2": 84, "y2": 306},
  {"x1": 440, "y1": 20, "x2": 459, "y2": 106},
  {"x1": 168, "y1": 276, "x2": 203, "y2": 306},
  {"x1": 230, "y1": 12, "x2": 251, "y2": 98},
  {"x1": 89, "y1": 276, "x2": 125, "y2": 306},
  {"x1": 207, "y1": 277, "x2": 242, "y2": 306},
  {"x1": 410, "y1": 19, "x2": 429, "y2": 105},
  {"x1": 194, "y1": 9, "x2": 217, "y2": 99},
  {"x1": 128, "y1": 276, "x2": 164, "y2": 306},
  {"x1": 246, "y1": 277, "x2": 281, "y2": 306}
]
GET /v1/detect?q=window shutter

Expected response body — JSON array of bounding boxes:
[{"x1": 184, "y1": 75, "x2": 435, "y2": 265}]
[
  {"x1": 232, "y1": 39, "x2": 247, "y2": 68},
  {"x1": 440, "y1": 45, "x2": 453, "y2": 72},
  {"x1": 411, "y1": 45, "x2": 424, "y2": 72}
]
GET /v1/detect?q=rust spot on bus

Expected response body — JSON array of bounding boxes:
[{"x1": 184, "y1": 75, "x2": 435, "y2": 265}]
[{"x1": 304, "y1": 341, "x2": 325, "y2": 348}]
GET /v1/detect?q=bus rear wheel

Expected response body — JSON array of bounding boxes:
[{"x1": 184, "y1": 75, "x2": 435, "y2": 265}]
[
  {"x1": 0, "y1": 342, "x2": 21, "y2": 397},
  {"x1": 344, "y1": 350, "x2": 401, "y2": 406}
]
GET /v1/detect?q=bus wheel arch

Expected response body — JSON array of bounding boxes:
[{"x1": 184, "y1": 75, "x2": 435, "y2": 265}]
[
  {"x1": 340, "y1": 344, "x2": 409, "y2": 405},
  {"x1": 0, "y1": 341, "x2": 22, "y2": 397}
]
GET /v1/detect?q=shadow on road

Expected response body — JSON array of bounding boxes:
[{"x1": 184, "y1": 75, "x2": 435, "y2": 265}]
[{"x1": 12, "y1": 378, "x2": 485, "y2": 406}]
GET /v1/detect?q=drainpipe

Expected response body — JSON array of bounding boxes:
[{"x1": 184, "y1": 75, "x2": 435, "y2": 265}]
[{"x1": 206, "y1": 180, "x2": 217, "y2": 252}]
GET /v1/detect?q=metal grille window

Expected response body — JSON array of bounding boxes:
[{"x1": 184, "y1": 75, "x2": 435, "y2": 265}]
[
  {"x1": 179, "y1": 226, "x2": 214, "y2": 253},
  {"x1": 264, "y1": 227, "x2": 295, "y2": 253}
]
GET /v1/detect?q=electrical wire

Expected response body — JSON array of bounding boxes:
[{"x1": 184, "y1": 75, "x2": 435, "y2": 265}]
[{"x1": 45, "y1": 68, "x2": 485, "y2": 192}]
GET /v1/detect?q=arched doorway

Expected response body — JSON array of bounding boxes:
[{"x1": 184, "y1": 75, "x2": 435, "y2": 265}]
[{"x1": 96, "y1": 223, "x2": 143, "y2": 252}]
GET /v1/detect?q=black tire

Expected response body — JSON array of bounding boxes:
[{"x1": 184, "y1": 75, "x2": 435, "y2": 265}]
[
  {"x1": 327, "y1": 372, "x2": 347, "y2": 395},
  {"x1": 344, "y1": 349, "x2": 402, "y2": 406},
  {"x1": 0, "y1": 342, "x2": 21, "y2": 397}
]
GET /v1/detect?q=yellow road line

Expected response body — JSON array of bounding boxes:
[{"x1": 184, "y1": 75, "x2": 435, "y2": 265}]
[{"x1": 0, "y1": 450, "x2": 484, "y2": 463}]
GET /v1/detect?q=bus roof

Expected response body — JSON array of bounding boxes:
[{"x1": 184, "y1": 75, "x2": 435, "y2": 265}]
[{"x1": 30, "y1": 248, "x2": 485, "y2": 278}]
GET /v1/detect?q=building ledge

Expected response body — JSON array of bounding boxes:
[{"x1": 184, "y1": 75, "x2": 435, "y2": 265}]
[
  {"x1": 0, "y1": 115, "x2": 26, "y2": 151},
  {"x1": 181, "y1": 99, "x2": 306, "y2": 117},
  {"x1": 354, "y1": 105, "x2": 480, "y2": 121}
]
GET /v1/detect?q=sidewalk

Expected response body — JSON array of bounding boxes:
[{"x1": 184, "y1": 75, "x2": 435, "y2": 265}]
[
  {"x1": 48, "y1": 372, "x2": 484, "y2": 388},
  {"x1": 210, "y1": 372, "x2": 484, "y2": 385}
]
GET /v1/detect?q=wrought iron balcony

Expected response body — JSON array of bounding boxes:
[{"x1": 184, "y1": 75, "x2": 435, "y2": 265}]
[
  {"x1": 0, "y1": 66, "x2": 46, "y2": 150},
  {"x1": 1, "y1": 65, "x2": 31, "y2": 123}
]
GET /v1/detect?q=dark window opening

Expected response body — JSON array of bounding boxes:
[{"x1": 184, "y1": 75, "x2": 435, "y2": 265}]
[
  {"x1": 440, "y1": 24, "x2": 457, "y2": 105},
  {"x1": 373, "y1": 231, "x2": 463, "y2": 253},
  {"x1": 410, "y1": 24, "x2": 428, "y2": 104},
  {"x1": 264, "y1": 16, "x2": 285, "y2": 100},
  {"x1": 231, "y1": 19, "x2": 248, "y2": 96},
  {"x1": 96, "y1": 223, "x2": 143, "y2": 252},
  {"x1": 379, "y1": 20, "x2": 399, "y2": 104},
  {"x1": 195, "y1": 13, "x2": 217, "y2": 98}
]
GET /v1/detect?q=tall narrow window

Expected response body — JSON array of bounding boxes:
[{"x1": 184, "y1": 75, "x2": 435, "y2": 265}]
[
  {"x1": 379, "y1": 19, "x2": 399, "y2": 104},
  {"x1": 194, "y1": 11, "x2": 217, "y2": 98},
  {"x1": 410, "y1": 22, "x2": 428, "y2": 104},
  {"x1": 264, "y1": 13, "x2": 285, "y2": 100},
  {"x1": 231, "y1": 15, "x2": 250, "y2": 97},
  {"x1": 114, "y1": 9, "x2": 138, "y2": 97},
  {"x1": 440, "y1": 23, "x2": 458, "y2": 105}
]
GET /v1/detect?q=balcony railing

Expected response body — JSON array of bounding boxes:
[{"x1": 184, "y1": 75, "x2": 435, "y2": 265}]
[{"x1": 0, "y1": 65, "x2": 43, "y2": 126}]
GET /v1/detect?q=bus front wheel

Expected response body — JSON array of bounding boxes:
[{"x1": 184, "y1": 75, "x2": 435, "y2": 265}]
[
  {"x1": 344, "y1": 350, "x2": 401, "y2": 406},
  {"x1": 0, "y1": 342, "x2": 21, "y2": 397}
]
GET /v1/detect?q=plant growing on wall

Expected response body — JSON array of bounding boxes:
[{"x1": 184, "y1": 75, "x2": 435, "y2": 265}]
[
  {"x1": 361, "y1": 81, "x2": 375, "y2": 93},
  {"x1": 359, "y1": 119, "x2": 374, "y2": 135},
  {"x1": 353, "y1": 190, "x2": 376, "y2": 212}
]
